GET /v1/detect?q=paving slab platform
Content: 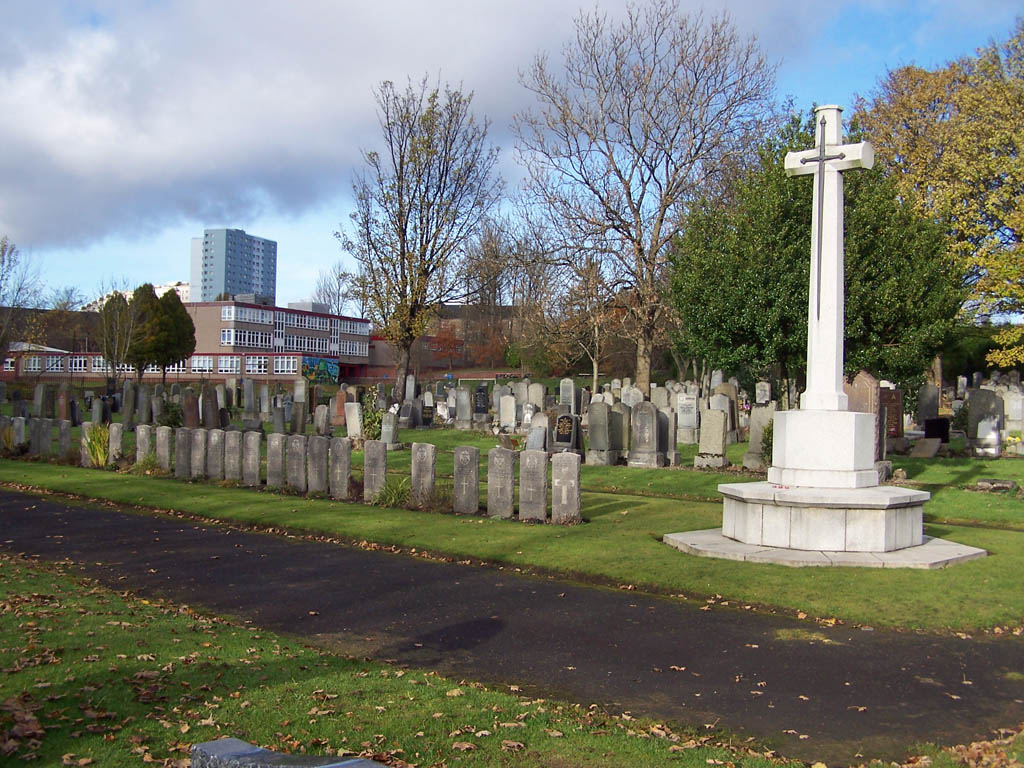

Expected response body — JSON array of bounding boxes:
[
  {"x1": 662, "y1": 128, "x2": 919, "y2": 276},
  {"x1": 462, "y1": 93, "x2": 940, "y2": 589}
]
[{"x1": 664, "y1": 528, "x2": 989, "y2": 568}]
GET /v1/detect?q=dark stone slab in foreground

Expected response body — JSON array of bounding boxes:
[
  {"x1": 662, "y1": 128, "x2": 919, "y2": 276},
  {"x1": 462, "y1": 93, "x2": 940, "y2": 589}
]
[{"x1": 191, "y1": 738, "x2": 383, "y2": 768}]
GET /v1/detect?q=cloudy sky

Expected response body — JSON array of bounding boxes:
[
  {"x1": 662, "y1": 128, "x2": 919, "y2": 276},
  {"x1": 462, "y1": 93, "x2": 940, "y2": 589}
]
[{"x1": 2, "y1": 0, "x2": 1019, "y2": 306}]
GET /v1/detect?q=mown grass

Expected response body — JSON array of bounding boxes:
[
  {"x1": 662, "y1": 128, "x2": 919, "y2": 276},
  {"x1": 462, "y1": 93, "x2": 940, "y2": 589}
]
[
  {"x1": 0, "y1": 554, "x2": 789, "y2": 768},
  {"x1": 1, "y1": 455, "x2": 1023, "y2": 632}
]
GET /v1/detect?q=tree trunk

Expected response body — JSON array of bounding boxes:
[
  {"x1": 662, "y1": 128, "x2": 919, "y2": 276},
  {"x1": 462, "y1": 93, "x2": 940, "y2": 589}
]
[
  {"x1": 591, "y1": 355, "x2": 599, "y2": 394},
  {"x1": 635, "y1": 332, "x2": 652, "y2": 394},
  {"x1": 393, "y1": 342, "x2": 412, "y2": 401}
]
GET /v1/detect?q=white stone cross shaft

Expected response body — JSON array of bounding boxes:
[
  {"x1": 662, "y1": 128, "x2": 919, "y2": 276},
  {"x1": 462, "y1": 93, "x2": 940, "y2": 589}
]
[{"x1": 784, "y1": 105, "x2": 874, "y2": 412}]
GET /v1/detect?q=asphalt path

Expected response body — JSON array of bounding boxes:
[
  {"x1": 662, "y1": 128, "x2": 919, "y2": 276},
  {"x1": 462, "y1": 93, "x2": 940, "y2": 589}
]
[{"x1": 1, "y1": 489, "x2": 1022, "y2": 765}]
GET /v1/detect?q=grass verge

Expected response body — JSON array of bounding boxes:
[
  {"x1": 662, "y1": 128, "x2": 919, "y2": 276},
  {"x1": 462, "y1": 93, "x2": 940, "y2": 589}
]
[
  {"x1": 1, "y1": 460, "x2": 1023, "y2": 632},
  {"x1": 0, "y1": 553, "x2": 788, "y2": 768}
]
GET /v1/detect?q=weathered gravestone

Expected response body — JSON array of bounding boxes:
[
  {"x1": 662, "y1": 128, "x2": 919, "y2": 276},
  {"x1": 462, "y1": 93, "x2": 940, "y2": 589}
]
[
  {"x1": 184, "y1": 389, "x2": 201, "y2": 429},
  {"x1": 627, "y1": 402, "x2": 663, "y2": 468},
  {"x1": 676, "y1": 392, "x2": 698, "y2": 444},
  {"x1": 237, "y1": 431, "x2": 259, "y2": 486},
  {"x1": 846, "y1": 371, "x2": 885, "y2": 462},
  {"x1": 694, "y1": 408, "x2": 728, "y2": 469},
  {"x1": 551, "y1": 452, "x2": 582, "y2": 524},
  {"x1": 201, "y1": 385, "x2": 219, "y2": 429},
  {"x1": 265, "y1": 433, "x2": 285, "y2": 489},
  {"x1": 487, "y1": 446, "x2": 515, "y2": 519},
  {"x1": 190, "y1": 429, "x2": 207, "y2": 479},
  {"x1": 473, "y1": 386, "x2": 489, "y2": 426},
  {"x1": 968, "y1": 388, "x2": 1003, "y2": 457},
  {"x1": 518, "y1": 449, "x2": 548, "y2": 522},
  {"x1": 454, "y1": 388, "x2": 472, "y2": 430},
  {"x1": 174, "y1": 428, "x2": 191, "y2": 479},
  {"x1": 362, "y1": 440, "x2": 386, "y2": 501},
  {"x1": 135, "y1": 424, "x2": 153, "y2": 464},
  {"x1": 224, "y1": 430, "x2": 243, "y2": 482},
  {"x1": 328, "y1": 437, "x2": 351, "y2": 499},
  {"x1": 58, "y1": 420, "x2": 71, "y2": 457},
  {"x1": 79, "y1": 421, "x2": 93, "y2": 467},
  {"x1": 410, "y1": 443, "x2": 436, "y2": 506},
  {"x1": 658, "y1": 407, "x2": 679, "y2": 466},
  {"x1": 499, "y1": 394, "x2": 516, "y2": 432},
  {"x1": 917, "y1": 383, "x2": 940, "y2": 427},
  {"x1": 286, "y1": 435, "x2": 307, "y2": 492},
  {"x1": 742, "y1": 403, "x2": 775, "y2": 470},
  {"x1": 314, "y1": 404, "x2": 331, "y2": 436},
  {"x1": 108, "y1": 422, "x2": 123, "y2": 464},
  {"x1": 452, "y1": 446, "x2": 479, "y2": 515},
  {"x1": 206, "y1": 429, "x2": 226, "y2": 480},
  {"x1": 380, "y1": 412, "x2": 401, "y2": 450},
  {"x1": 156, "y1": 426, "x2": 173, "y2": 472},
  {"x1": 307, "y1": 436, "x2": 328, "y2": 494},
  {"x1": 585, "y1": 400, "x2": 618, "y2": 466},
  {"x1": 755, "y1": 381, "x2": 771, "y2": 405},
  {"x1": 344, "y1": 402, "x2": 363, "y2": 440}
]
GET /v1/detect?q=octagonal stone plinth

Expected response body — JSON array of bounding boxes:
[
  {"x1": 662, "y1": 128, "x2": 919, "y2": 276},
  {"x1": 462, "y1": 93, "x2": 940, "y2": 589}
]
[{"x1": 718, "y1": 482, "x2": 928, "y2": 552}]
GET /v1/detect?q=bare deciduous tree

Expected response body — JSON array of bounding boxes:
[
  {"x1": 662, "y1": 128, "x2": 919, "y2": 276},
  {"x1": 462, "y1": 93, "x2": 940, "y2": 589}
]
[
  {"x1": 337, "y1": 77, "x2": 502, "y2": 396},
  {"x1": 515, "y1": 0, "x2": 775, "y2": 391},
  {"x1": 0, "y1": 236, "x2": 42, "y2": 357},
  {"x1": 313, "y1": 260, "x2": 362, "y2": 317}
]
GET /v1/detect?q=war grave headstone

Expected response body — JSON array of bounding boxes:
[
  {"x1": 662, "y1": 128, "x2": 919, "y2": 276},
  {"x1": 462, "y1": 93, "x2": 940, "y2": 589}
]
[
  {"x1": 453, "y1": 446, "x2": 480, "y2": 515},
  {"x1": 551, "y1": 452, "x2": 582, "y2": 524},
  {"x1": 205, "y1": 429, "x2": 225, "y2": 480},
  {"x1": 693, "y1": 408, "x2": 728, "y2": 469},
  {"x1": 363, "y1": 440, "x2": 387, "y2": 501},
  {"x1": 968, "y1": 388, "x2": 1003, "y2": 457},
  {"x1": 411, "y1": 443, "x2": 436, "y2": 506},
  {"x1": 190, "y1": 429, "x2": 207, "y2": 479},
  {"x1": 742, "y1": 403, "x2": 775, "y2": 470},
  {"x1": 174, "y1": 428, "x2": 191, "y2": 479},
  {"x1": 306, "y1": 435, "x2": 328, "y2": 494},
  {"x1": 487, "y1": 446, "x2": 515, "y2": 519},
  {"x1": 220, "y1": 430, "x2": 240, "y2": 482},
  {"x1": 156, "y1": 426, "x2": 173, "y2": 472},
  {"x1": 108, "y1": 422, "x2": 123, "y2": 464},
  {"x1": 263, "y1": 433, "x2": 284, "y2": 489},
  {"x1": 286, "y1": 435, "x2": 308, "y2": 492},
  {"x1": 78, "y1": 421, "x2": 93, "y2": 467},
  {"x1": 136, "y1": 424, "x2": 154, "y2": 464},
  {"x1": 12, "y1": 416, "x2": 25, "y2": 449},
  {"x1": 38, "y1": 418, "x2": 53, "y2": 457},
  {"x1": 517, "y1": 449, "x2": 548, "y2": 522},
  {"x1": 328, "y1": 437, "x2": 352, "y2": 500},
  {"x1": 627, "y1": 401, "x2": 663, "y2": 468}
]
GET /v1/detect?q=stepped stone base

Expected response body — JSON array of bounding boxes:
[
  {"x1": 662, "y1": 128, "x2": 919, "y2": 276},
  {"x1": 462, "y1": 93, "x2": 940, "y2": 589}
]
[{"x1": 719, "y1": 481, "x2": 929, "y2": 552}]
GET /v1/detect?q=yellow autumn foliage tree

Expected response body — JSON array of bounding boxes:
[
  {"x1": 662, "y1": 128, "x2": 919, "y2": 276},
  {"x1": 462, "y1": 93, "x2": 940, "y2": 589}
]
[{"x1": 856, "y1": 21, "x2": 1024, "y2": 366}]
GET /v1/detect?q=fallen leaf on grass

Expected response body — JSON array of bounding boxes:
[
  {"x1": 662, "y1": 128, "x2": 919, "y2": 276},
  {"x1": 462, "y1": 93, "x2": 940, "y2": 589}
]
[
  {"x1": 545, "y1": 729, "x2": 563, "y2": 737},
  {"x1": 501, "y1": 740, "x2": 524, "y2": 752},
  {"x1": 452, "y1": 741, "x2": 475, "y2": 751},
  {"x1": 446, "y1": 688, "x2": 464, "y2": 698}
]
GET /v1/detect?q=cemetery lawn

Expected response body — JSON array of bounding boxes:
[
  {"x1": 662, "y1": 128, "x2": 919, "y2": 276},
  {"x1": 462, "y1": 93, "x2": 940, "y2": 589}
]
[
  {"x1": 0, "y1": 554, "x2": 788, "y2": 768},
  {"x1": 2, "y1": 445, "x2": 1023, "y2": 633}
]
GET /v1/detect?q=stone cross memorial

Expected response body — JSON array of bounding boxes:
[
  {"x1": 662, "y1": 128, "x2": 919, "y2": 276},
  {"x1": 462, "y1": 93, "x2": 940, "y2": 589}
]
[{"x1": 675, "y1": 105, "x2": 985, "y2": 565}]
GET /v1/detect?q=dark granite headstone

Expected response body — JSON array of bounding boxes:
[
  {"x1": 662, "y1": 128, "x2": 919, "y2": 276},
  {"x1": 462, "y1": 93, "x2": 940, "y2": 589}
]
[{"x1": 924, "y1": 417, "x2": 950, "y2": 444}]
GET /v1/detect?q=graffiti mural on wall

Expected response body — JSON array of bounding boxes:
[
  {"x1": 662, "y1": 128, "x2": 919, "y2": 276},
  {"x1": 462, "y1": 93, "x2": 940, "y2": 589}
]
[{"x1": 302, "y1": 356, "x2": 339, "y2": 384}]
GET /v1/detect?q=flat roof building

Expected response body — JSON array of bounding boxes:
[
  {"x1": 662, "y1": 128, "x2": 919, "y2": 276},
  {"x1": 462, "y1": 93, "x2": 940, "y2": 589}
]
[{"x1": 190, "y1": 228, "x2": 277, "y2": 304}]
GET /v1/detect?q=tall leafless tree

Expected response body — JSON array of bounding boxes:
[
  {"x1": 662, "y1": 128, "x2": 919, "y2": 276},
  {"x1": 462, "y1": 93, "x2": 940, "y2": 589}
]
[
  {"x1": 338, "y1": 77, "x2": 502, "y2": 397},
  {"x1": 515, "y1": 0, "x2": 775, "y2": 391},
  {"x1": 0, "y1": 236, "x2": 42, "y2": 358}
]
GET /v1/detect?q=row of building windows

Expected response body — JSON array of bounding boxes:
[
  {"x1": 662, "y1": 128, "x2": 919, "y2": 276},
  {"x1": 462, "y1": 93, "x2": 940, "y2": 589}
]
[
  {"x1": 221, "y1": 306, "x2": 274, "y2": 325},
  {"x1": 284, "y1": 335, "x2": 330, "y2": 354},
  {"x1": 8, "y1": 354, "x2": 306, "y2": 376},
  {"x1": 338, "y1": 339, "x2": 370, "y2": 357},
  {"x1": 220, "y1": 328, "x2": 274, "y2": 348}
]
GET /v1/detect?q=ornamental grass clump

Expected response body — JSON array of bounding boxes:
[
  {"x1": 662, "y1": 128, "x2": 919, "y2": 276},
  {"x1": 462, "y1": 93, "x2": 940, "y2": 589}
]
[{"x1": 84, "y1": 423, "x2": 110, "y2": 468}]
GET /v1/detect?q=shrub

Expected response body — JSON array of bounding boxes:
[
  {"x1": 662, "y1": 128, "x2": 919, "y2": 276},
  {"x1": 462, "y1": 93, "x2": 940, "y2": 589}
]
[
  {"x1": 372, "y1": 477, "x2": 410, "y2": 508},
  {"x1": 361, "y1": 384, "x2": 383, "y2": 441},
  {"x1": 85, "y1": 423, "x2": 110, "y2": 468},
  {"x1": 130, "y1": 452, "x2": 164, "y2": 476},
  {"x1": 158, "y1": 401, "x2": 183, "y2": 429},
  {"x1": 952, "y1": 402, "x2": 969, "y2": 432},
  {"x1": 760, "y1": 418, "x2": 774, "y2": 462}
]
